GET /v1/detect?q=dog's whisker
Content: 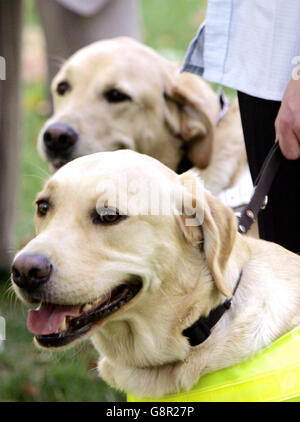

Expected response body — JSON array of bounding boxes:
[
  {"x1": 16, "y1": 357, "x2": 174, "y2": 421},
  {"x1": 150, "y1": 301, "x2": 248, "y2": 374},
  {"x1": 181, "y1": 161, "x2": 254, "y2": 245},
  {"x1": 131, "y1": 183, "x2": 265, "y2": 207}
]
[
  {"x1": 1, "y1": 284, "x2": 19, "y2": 315},
  {"x1": 22, "y1": 160, "x2": 50, "y2": 177},
  {"x1": 21, "y1": 173, "x2": 49, "y2": 182},
  {"x1": 5, "y1": 246, "x2": 18, "y2": 254},
  {"x1": 1, "y1": 273, "x2": 12, "y2": 285},
  {"x1": 48, "y1": 54, "x2": 66, "y2": 71},
  {"x1": 2, "y1": 285, "x2": 13, "y2": 302},
  {"x1": 22, "y1": 165, "x2": 50, "y2": 180}
]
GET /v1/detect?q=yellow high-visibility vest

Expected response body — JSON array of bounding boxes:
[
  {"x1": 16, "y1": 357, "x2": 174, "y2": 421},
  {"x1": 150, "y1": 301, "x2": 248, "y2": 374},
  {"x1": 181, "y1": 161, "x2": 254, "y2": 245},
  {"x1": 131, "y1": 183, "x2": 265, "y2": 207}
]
[{"x1": 128, "y1": 326, "x2": 300, "y2": 402}]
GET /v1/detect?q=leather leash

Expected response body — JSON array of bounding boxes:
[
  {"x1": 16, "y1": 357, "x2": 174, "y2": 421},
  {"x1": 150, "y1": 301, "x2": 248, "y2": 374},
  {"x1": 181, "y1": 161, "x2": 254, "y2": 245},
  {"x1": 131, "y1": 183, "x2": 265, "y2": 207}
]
[{"x1": 238, "y1": 141, "x2": 284, "y2": 234}]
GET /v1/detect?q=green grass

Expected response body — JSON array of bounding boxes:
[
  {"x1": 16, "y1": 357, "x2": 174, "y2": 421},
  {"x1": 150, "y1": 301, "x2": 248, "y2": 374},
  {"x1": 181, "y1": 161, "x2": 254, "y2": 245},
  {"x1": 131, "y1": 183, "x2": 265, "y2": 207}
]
[
  {"x1": 1, "y1": 0, "x2": 213, "y2": 402},
  {"x1": 0, "y1": 281, "x2": 125, "y2": 402},
  {"x1": 15, "y1": 82, "x2": 49, "y2": 244},
  {"x1": 141, "y1": 0, "x2": 206, "y2": 58},
  {"x1": 24, "y1": 0, "x2": 39, "y2": 27}
]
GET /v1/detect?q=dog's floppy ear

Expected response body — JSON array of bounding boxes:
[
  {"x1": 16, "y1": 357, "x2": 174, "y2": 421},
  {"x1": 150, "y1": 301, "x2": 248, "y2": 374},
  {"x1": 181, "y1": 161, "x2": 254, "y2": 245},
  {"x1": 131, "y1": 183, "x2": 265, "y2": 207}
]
[
  {"x1": 202, "y1": 191, "x2": 237, "y2": 297},
  {"x1": 178, "y1": 171, "x2": 237, "y2": 297},
  {"x1": 164, "y1": 72, "x2": 219, "y2": 169}
]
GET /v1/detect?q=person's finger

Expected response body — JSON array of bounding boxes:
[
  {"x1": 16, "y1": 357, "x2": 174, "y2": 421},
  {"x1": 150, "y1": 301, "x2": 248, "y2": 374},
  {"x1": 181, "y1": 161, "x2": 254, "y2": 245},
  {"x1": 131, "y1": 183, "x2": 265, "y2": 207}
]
[{"x1": 278, "y1": 127, "x2": 300, "y2": 159}]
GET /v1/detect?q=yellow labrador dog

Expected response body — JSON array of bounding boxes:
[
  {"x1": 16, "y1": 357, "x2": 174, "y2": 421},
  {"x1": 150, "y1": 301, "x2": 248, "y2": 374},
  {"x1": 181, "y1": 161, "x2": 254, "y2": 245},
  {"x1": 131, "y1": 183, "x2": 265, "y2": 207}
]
[
  {"x1": 38, "y1": 37, "x2": 247, "y2": 197},
  {"x1": 11, "y1": 150, "x2": 300, "y2": 398}
]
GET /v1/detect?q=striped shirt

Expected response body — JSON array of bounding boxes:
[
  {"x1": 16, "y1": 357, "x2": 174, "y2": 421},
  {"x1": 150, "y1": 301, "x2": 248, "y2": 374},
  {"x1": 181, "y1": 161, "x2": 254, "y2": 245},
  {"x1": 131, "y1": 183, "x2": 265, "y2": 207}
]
[{"x1": 182, "y1": 0, "x2": 300, "y2": 101}]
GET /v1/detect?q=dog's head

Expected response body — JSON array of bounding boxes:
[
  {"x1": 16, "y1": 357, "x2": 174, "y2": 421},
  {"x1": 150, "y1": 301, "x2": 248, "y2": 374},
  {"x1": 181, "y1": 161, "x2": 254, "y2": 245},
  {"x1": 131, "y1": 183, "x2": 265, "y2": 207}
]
[
  {"x1": 38, "y1": 37, "x2": 220, "y2": 172},
  {"x1": 11, "y1": 151, "x2": 247, "y2": 367}
]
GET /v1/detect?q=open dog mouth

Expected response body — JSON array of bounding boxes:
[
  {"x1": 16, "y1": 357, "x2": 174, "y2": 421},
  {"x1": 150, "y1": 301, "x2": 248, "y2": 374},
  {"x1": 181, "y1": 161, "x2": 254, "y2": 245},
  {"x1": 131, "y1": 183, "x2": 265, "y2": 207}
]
[{"x1": 28, "y1": 280, "x2": 142, "y2": 348}]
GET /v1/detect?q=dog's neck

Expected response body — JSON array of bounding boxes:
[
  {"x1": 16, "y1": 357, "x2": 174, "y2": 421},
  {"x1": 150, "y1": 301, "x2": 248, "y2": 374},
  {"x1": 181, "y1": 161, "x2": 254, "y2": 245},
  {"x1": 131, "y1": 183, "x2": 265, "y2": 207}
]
[
  {"x1": 93, "y1": 235, "x2": 300, "y2": 398},
  {"x1": 92, "y1": 233, "x2": 249, "y2": 369},
  {"x1": 189, "y1": 236, "x2": 300, "y2": 379}
]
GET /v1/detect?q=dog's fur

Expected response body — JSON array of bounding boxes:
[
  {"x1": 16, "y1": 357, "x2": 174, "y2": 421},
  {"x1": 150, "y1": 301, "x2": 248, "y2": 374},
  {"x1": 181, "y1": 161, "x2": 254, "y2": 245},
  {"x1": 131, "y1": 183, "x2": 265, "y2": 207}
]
[
  {"x1": 13, "y1": 151, "x2": 300, "y2": 398},
  {"x1": 39, "y1": 37, "x2": 246, "y2": 196}
]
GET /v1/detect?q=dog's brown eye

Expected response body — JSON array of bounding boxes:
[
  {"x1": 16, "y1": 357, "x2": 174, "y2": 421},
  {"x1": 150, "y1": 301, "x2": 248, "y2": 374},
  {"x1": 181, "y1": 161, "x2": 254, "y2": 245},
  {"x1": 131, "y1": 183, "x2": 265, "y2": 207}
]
[
  {"x1": 102, "y1": 214, "x2": 120, "y2": 223},
  {"x1": 92, "y1": 208, "x2": 126, "y2": 225},
  {"x1": 104, "y1": 89, "x2": 131, "y2": 103},
  {"x1": 36, "y1": 200, "x2": 50, "y2": 217},
  {"x1": 56, "y1": 81, "x2": 70, "y2": 96}
]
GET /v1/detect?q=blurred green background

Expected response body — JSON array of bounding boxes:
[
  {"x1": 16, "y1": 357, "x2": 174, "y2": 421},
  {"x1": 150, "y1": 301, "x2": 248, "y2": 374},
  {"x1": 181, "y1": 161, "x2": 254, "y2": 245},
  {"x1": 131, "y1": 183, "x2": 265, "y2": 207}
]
[{"x1": 0, "y1": 0, "x2": 207, "y2": 402}]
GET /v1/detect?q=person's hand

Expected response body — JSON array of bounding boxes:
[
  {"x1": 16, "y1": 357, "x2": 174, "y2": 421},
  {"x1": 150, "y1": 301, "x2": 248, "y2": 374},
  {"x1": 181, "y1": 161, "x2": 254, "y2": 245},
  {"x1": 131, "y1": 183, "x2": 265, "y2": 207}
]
[{"x1": 275, "y1": 78, "x2": 300, "y2": 160}]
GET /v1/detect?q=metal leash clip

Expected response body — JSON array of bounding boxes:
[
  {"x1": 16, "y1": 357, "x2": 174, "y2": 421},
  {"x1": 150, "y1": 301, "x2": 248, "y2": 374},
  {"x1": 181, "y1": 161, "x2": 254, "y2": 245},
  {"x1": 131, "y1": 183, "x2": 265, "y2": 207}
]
[{"x1": 261, "y1": 195, "x2": 268, "y2": 210}]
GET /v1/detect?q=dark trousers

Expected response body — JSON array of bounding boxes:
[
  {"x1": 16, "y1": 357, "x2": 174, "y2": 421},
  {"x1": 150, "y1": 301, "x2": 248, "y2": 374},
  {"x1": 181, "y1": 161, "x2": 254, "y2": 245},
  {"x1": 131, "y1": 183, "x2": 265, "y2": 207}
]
[{"x1": 237, "y1": 91, "x2": 300, "y2": 253}]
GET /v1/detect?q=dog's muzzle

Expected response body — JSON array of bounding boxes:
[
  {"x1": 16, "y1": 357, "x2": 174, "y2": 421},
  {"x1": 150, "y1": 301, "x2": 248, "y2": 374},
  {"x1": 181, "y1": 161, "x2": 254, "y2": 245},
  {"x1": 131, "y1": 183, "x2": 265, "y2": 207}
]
[{"x1": 43, "y1": 122, "x2": 78, "y2": 169}]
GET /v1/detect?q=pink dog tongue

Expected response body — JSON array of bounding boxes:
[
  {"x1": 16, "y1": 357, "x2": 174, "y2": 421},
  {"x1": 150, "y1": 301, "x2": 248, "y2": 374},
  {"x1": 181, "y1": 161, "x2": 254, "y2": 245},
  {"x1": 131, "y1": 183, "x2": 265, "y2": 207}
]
[{"x1": 27, "y1": 303, "x2": 81, "y2": 335}]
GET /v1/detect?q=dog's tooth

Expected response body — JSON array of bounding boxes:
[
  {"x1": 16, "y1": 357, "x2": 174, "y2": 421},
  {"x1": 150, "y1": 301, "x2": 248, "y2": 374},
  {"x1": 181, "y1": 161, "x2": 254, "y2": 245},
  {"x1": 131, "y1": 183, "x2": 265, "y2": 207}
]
[
  {"x1": 83, "y1": 303, "x2": 93, "y2": 313},
  {"x1": 60, "y1": 317, "x2": 67, "y2": 331}
]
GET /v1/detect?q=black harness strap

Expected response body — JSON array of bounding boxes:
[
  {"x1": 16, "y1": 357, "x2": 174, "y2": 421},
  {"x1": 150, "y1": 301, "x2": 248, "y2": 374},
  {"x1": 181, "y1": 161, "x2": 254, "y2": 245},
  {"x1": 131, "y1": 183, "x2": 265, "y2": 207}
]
[
  {"x1": 183, "y1": 142, "x2": 283, "y2": 347},
  {"x1": 183, "y1": 272, "x2": 242, "y2": 346}
]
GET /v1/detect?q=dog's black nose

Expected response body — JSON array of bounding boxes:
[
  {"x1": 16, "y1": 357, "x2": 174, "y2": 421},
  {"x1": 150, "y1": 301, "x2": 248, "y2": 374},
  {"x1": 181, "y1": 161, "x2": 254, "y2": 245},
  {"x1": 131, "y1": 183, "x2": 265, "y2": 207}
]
[
  {"x1": 12, "y1": 253, "x2": 52, "y2": 291},
  {"x1": 43, "y1": 123, "x2": 78, "y2": 154}
]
